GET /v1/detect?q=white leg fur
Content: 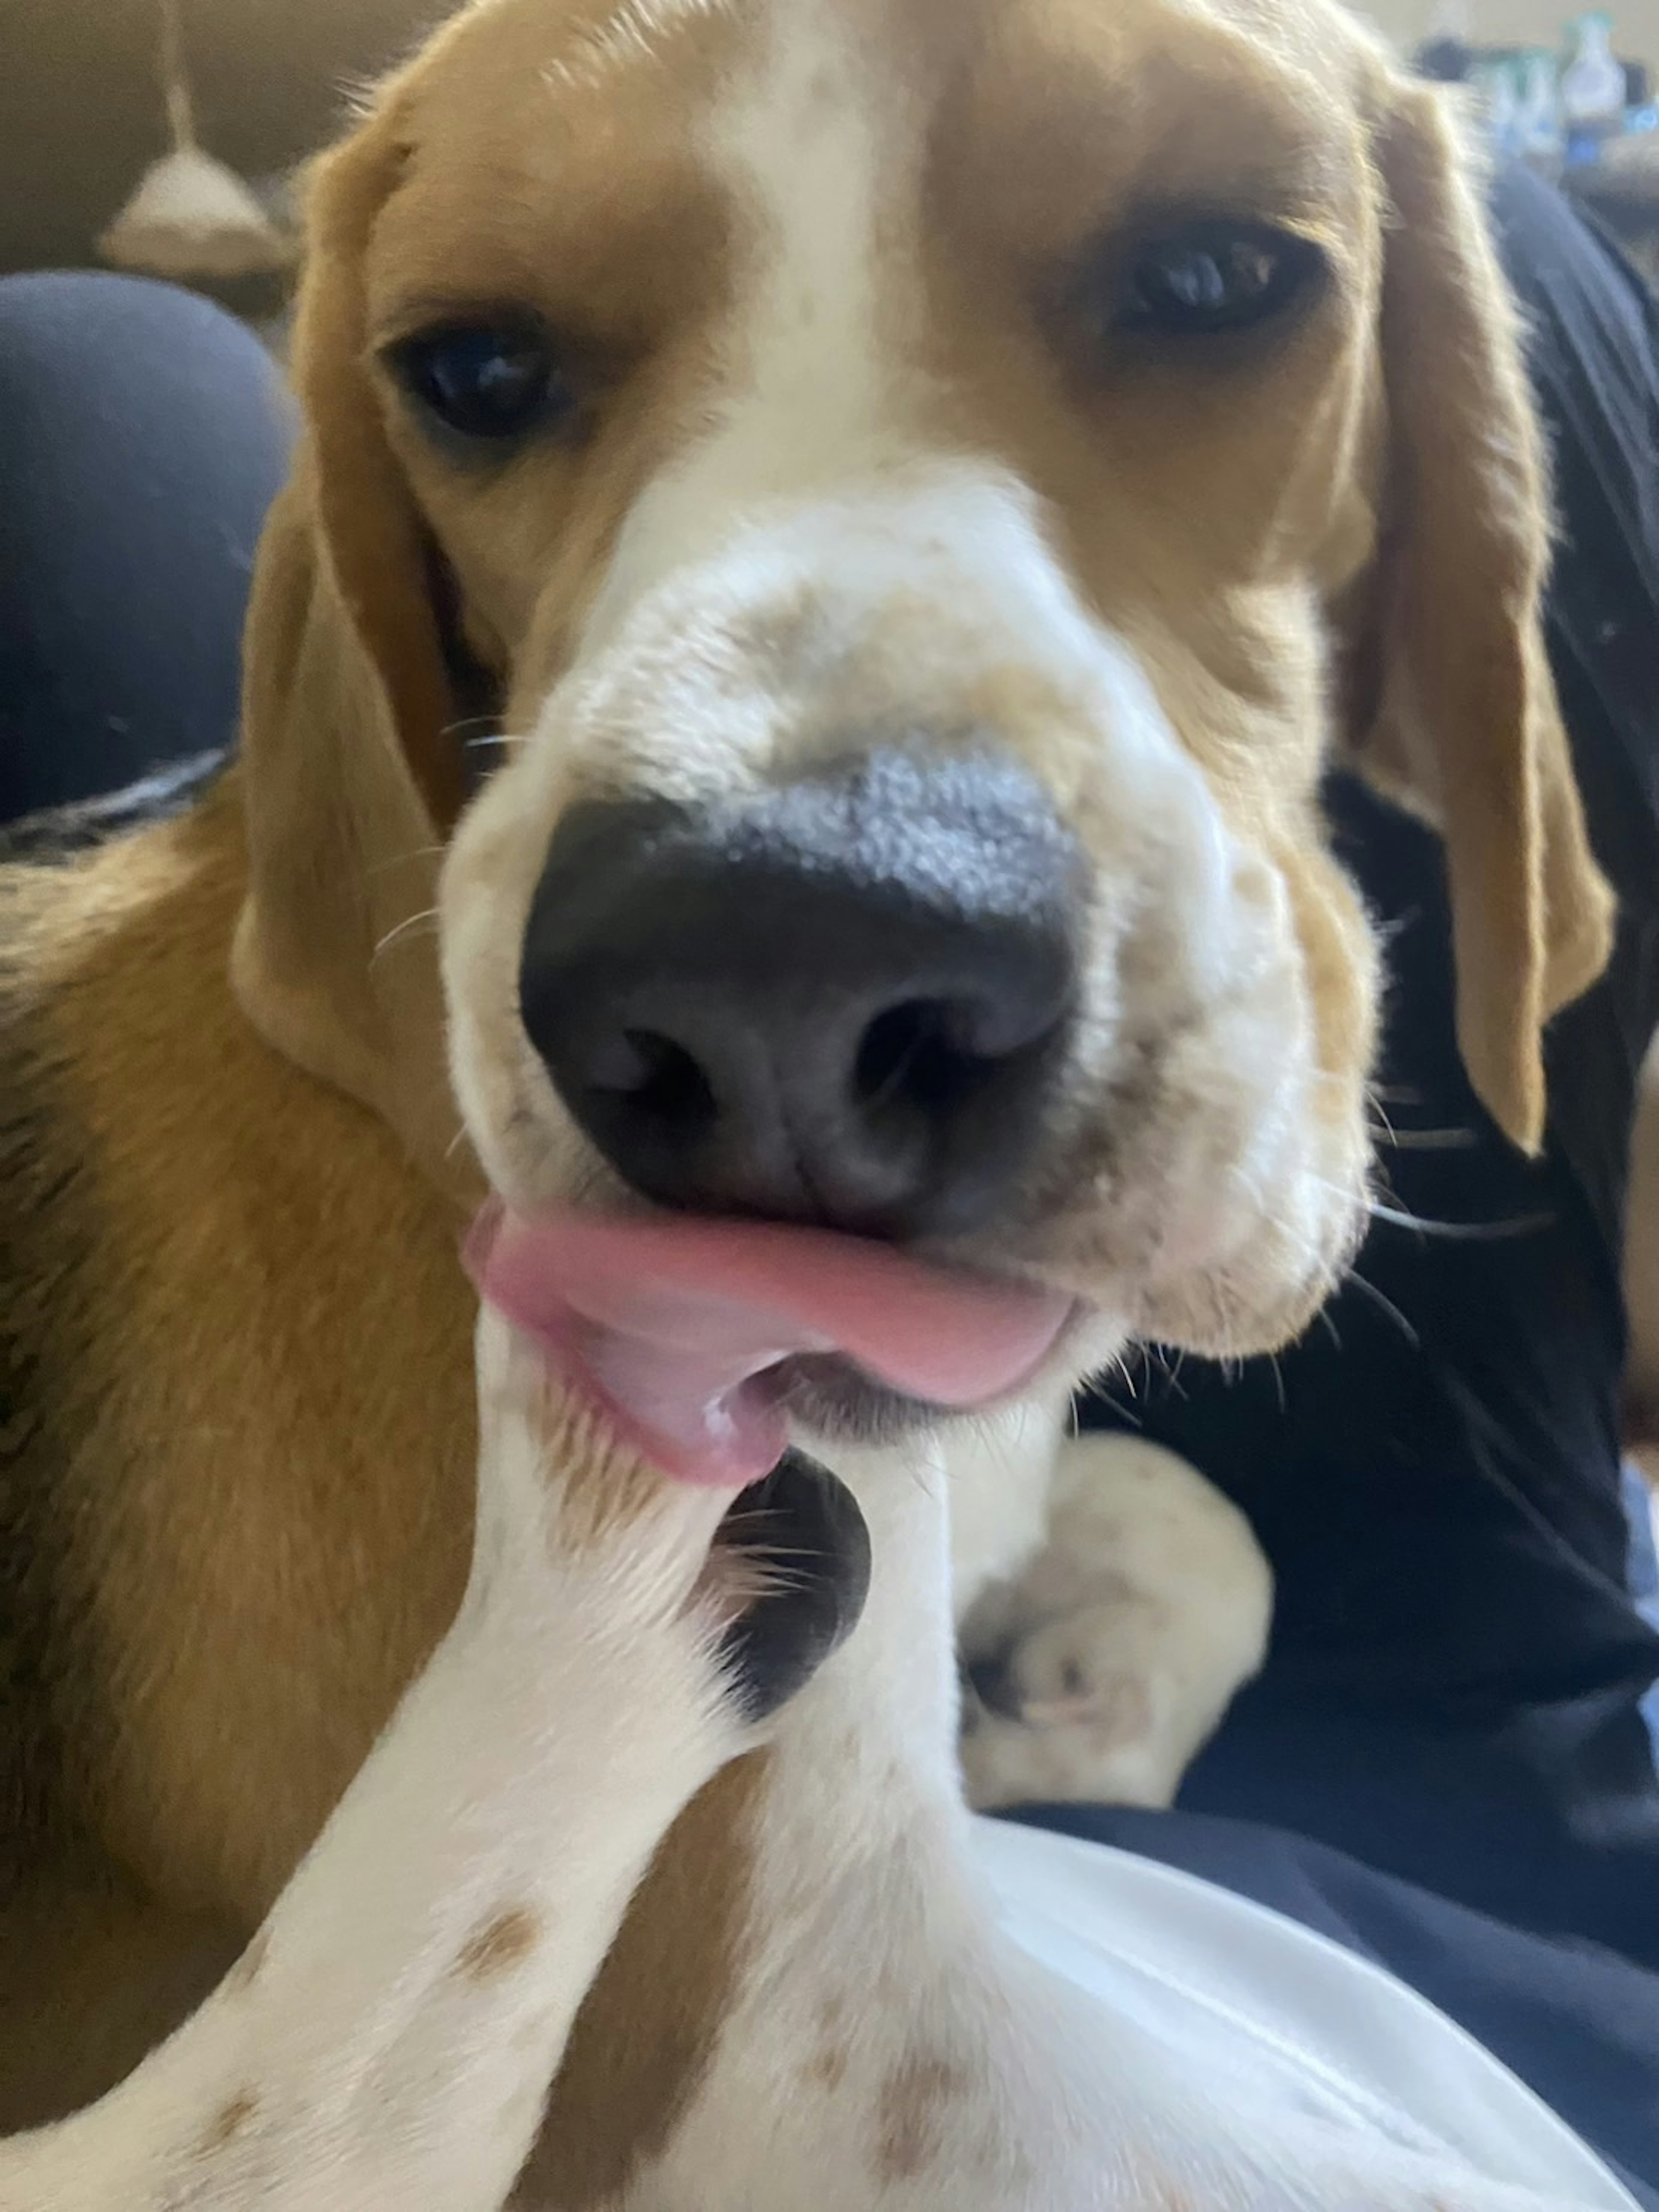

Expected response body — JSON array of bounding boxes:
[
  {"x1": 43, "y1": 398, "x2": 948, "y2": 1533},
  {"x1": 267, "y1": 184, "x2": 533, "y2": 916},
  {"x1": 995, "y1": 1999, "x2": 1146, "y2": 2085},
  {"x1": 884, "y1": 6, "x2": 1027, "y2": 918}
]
[
  {"x1": 0, "y1": 1315, "x2": 755, "y2": 2212},
  {"x1": 958, "y1": 1434, "x2": 1274, "y2": 1812}
]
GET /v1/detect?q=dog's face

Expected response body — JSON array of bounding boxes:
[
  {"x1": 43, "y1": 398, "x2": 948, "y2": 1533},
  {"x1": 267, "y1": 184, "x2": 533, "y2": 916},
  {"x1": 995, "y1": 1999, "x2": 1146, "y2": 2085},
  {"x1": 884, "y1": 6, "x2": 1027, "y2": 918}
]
[{"x1": 235, "y1": 0, "x2": 1611, "y2": 1405}]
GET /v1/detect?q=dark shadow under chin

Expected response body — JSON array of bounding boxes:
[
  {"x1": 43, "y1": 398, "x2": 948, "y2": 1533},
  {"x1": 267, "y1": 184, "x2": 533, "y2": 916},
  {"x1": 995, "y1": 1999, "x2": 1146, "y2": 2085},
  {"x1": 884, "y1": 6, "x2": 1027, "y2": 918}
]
[{"x1": 766, "y1": 1353, "x2": 957, "y2": 1450}]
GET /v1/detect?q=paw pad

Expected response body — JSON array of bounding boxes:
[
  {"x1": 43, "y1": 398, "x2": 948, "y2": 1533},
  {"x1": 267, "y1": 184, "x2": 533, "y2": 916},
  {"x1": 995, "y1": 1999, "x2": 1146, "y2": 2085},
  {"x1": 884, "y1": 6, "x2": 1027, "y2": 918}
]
[{"x1": 710, "y1": 1450, "x2": 872, "y2": 1721}]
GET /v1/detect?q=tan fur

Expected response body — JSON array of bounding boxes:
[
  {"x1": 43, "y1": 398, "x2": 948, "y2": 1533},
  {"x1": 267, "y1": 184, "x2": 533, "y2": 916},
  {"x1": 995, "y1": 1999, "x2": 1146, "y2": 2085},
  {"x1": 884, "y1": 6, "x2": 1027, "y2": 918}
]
[
  {"x1": 18, "y1": 794, "x2": 477, "y2": 1922},
  {"x1": 1352, "y1": 82, "x2": 1614, "y2": 1150},
  {"x1": 0, "y1": 0, "x2": 1615, "y2": 2182}
]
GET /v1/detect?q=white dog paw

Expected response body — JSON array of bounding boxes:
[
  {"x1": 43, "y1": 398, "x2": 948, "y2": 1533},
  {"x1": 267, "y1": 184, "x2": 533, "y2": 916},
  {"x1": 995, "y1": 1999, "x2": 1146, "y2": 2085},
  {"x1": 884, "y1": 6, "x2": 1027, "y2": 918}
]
[
  {"x1": 958, "y1": 1434, "x2": 1271, "y2": 1810},
  {"x1": 471, "y1": 1311, "x2": 871, "y2": 1731}
]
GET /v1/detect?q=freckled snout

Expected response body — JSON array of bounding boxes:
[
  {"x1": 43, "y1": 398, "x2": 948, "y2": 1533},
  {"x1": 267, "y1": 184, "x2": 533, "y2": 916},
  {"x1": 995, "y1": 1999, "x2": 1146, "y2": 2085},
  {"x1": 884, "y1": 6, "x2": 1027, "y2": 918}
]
[{"x1": 518, "y1": 749, "x2": 1086, "y2": 1239}]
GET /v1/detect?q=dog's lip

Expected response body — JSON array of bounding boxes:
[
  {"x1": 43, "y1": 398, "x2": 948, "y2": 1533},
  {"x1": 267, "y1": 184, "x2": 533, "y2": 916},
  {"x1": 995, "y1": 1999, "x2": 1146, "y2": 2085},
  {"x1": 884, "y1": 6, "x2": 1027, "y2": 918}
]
[{"x1": 465, "y1": 1200, "x2": 1079, "y2": 1485}]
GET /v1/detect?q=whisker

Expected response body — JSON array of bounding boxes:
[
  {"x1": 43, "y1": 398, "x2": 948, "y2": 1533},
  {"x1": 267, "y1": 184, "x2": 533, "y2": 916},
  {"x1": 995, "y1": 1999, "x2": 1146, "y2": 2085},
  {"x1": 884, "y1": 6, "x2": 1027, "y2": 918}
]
[
  {"x1": 365, "y1": 844, "x2": 446, "y2": 879},
  {"x1": 1367, "y1": 1199, "x2": 1555, "y2": 1241},
  {"x1": 1083, "y1": 1381, "x2": 1142, "y2": 1431},
  {"x1": 372, "y1": 908, "x2": 441, "y2": 964},
  {"x1": 1379, "y1": 1125, "x2": 1479, "y2": 1152},
  {"x1": 1363, "y1": 1086, "x2": 1398, "y2": 1149},
  {"x1": 1343, "y1": 1268, "x2": 1419, "y2": 1348}
]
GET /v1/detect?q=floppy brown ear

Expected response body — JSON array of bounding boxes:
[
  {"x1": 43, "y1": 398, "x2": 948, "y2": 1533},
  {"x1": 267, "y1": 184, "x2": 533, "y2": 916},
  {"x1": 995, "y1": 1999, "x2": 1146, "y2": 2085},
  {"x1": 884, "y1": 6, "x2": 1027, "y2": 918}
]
[
  {"x1": 232, "y1": 116, "x2": 473, "y2": 1180},
  {"x1": 1349, "y1": 79, "x2": 1614, "y2": 1153}
]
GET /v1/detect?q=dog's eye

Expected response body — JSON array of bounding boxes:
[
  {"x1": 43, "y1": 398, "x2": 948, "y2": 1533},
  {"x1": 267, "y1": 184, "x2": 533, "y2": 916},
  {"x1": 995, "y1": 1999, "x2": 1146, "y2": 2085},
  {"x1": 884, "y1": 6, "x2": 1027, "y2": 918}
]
[
  {"x1": 1093, "y1": 221, "x2": 1325, "y2": 342},
  {"x1": 389, "y1": 321, "x2": 575, "y2": 445}
]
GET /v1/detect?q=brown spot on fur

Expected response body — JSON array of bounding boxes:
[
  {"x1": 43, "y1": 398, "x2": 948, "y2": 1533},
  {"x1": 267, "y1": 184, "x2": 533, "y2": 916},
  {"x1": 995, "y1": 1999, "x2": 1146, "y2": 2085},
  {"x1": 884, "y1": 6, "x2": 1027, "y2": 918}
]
[
  {"x1": 876, "y1": 2053, "x2": 969, "y2": 2183},
  {"x1": 197, "y1": 2091, "x2": 258, "y2": 2155},
  {"x1": 807, "y1": 2040, "x2": 849, "y2": 2092},
  {"x1": 523, "y1": 1754, "x2": 767, "y2": 2210},
  {"x1": 456, "y1": 1905, "x2": 541, "y2": 1984},
  {"x1": 809, "y1": 1990, "x2": 852, "y2": 2084}
]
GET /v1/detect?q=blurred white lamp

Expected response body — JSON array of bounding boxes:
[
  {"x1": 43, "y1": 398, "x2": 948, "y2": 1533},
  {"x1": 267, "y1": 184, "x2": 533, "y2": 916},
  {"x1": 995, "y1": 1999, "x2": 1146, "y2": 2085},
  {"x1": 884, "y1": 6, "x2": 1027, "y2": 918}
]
[{"x1": 99, "y1": 0, "x2": 293, "y2": 283}]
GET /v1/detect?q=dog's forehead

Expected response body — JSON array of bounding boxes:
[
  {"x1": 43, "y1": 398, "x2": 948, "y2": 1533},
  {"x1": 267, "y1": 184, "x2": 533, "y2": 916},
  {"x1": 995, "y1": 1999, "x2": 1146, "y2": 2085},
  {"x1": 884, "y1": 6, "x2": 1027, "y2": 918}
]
[
  {"x1": 404, "y1": 0, "x2": 1366, "y2": 92},
  {"x1": 365, "y1": 0, "x2": 1373, "y2": 320}
]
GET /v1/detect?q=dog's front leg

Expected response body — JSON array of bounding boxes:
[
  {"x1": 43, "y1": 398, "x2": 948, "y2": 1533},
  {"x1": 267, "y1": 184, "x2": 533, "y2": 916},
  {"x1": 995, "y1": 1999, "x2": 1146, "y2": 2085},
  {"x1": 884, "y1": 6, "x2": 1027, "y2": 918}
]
[{"x1": 0, "y1": 1315, "x2": 861, "y2": 2212}]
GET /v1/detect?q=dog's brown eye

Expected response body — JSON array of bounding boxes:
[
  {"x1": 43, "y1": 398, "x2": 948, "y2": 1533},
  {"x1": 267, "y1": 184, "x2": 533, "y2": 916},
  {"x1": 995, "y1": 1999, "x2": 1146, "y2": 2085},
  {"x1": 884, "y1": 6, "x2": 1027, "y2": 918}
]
[
  {"x1": 388, "y1": 320, "x2": 575, "y2": 446},
  {"x1": 1093, "y1": 221, "x2": 1325, "y2": 341}
]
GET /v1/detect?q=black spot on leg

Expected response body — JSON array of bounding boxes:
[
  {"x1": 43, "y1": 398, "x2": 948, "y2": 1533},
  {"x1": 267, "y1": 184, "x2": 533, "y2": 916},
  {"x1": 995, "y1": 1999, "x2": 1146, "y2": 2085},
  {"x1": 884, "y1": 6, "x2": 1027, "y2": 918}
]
[{"x1": 713, "y1": 1451, "x2": 871, "y2": 1723}]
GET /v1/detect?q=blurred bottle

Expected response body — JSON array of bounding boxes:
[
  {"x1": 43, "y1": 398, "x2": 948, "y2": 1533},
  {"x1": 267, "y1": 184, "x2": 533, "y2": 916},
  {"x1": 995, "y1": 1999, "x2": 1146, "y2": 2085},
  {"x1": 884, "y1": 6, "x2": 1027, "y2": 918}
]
[{"x1": 1562, "y1": 11, "x2": 1626, "y2": 163}]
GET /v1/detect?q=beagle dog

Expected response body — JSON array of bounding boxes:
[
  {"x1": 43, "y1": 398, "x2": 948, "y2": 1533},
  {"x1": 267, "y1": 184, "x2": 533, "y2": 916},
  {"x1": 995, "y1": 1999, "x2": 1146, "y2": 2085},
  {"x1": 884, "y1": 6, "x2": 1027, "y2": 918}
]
[{"x1": 0, "y1": 0, "x2": 1616, "y2": 2202}]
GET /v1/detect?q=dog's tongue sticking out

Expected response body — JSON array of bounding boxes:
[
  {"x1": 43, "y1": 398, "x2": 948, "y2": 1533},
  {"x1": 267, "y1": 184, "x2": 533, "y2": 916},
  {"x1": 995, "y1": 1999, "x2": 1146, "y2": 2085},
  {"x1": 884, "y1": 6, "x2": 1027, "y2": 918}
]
[{"x1": 466, "y1": 1207, "x2": 1070, "y2": 1487}]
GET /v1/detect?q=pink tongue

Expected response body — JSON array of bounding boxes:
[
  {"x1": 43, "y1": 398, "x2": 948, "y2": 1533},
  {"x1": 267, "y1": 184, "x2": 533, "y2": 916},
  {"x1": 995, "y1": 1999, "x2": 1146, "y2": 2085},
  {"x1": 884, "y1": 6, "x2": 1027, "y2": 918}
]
[{"x1": 466, "y1": 1206, "x2": 1071, "y2": 1487}]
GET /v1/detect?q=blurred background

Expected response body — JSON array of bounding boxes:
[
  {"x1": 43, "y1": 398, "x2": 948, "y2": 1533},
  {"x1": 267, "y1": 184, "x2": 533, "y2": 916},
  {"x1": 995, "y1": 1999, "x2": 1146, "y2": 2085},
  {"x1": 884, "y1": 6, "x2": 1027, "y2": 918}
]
[{"x1": 4, "y1": 0, "x2": 1659, "y2": 295}]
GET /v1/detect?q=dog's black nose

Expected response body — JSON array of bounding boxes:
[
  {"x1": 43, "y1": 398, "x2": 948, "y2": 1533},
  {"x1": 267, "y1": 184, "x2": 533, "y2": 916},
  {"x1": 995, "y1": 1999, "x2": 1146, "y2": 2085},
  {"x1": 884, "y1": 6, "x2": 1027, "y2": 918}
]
[{"x1": 519, "y1": 751, "x2": 1083, "y2": 1239}]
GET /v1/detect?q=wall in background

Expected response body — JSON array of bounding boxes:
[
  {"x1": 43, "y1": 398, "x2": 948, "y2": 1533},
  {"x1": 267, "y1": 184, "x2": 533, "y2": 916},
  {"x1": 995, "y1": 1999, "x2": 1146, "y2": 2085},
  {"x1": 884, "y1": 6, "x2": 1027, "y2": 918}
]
[
  {"x1": 1360, "y1": 0, "x2": 1659, "y2": 57},
  {"x1": 5, "y1": 0, "x2": 1657, "y2": 277},
  {"x1": 0, "y1": 0, "x2": 432, "y2": 274}
]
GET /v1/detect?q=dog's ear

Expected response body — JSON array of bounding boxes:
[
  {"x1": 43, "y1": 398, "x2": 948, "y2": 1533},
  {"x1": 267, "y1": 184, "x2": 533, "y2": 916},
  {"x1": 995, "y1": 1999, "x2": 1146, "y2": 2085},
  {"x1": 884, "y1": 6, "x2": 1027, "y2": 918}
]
[
  {"x1": 233, "y1": 117, "x2": 476, "y2": 1177},
  {"x1": 1345, "y1": 79, "x2": 1613, "y2": 1153}
]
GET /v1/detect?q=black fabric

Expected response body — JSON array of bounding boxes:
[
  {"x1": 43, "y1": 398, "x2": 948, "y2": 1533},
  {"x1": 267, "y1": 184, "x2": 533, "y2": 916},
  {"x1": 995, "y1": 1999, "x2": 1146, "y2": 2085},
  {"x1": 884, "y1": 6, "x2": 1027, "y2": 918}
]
[
  {"x1": 0, "y1": 273, "x2": 292, "y2": 826},
  {"x1": 1055, "y1": 165, "x2": 1659, "y2": 2197}
]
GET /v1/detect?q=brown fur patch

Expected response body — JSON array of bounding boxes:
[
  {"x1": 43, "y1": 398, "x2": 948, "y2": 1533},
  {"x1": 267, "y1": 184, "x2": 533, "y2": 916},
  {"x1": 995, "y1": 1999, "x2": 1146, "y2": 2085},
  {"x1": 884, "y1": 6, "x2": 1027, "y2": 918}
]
[
  {"x1": 196, "y1": 2091, "x2": 259, "y2": 2156},
  {"x1": 806, "y1": 2041, "x2": 850, "y2": 2092},
  {"x1": 875, "y1": 2052, "x2": 970, "y2": 2183},
  {"x1": 0, "y1": 860, "x2": 109, "y2": 1862},
  {"x1": 42, "y1": 790, "x2": 479, "y2": 1922},
  {"x1": 0, "y1": 1870, "x2": 240, "y2": 2131},
  {"x1": 521, "y1": 1755, "x2": 767, "y2": 2211},
  {"x1": 455, "y1": 1905, "x2": 541, "y2": 1984}
]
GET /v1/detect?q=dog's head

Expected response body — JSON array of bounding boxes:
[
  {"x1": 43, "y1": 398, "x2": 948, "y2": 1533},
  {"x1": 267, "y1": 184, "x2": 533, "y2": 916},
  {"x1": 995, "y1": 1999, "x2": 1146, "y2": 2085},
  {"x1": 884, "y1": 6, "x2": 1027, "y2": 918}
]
[{"x1": 235, "y1": 0, "x2": 1611, "y2": 1407}]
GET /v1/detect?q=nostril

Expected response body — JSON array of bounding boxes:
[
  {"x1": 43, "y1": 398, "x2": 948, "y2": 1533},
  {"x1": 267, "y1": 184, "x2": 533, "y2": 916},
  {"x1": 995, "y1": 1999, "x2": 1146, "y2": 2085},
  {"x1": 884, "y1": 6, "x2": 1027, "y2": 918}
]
[
  {"x1": 591, "y1": 1028, "x2": 718, "y2": 1130},
  {"x1": 855, "y1": 999, "x2": 998, "y2": 1120}
]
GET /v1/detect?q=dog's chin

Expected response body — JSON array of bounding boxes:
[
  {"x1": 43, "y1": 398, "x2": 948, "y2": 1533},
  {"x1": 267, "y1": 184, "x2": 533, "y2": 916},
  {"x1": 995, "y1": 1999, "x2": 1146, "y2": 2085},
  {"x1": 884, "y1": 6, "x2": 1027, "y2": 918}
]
[
  {"x1": 772, "y1": 1296, "x2": 1110, "y2": 1448},
  {"x1": 769, "y1": 1353, "x2": 955, "y2": 1450}
]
